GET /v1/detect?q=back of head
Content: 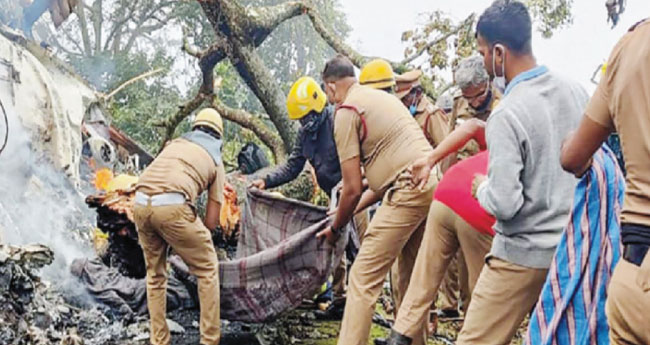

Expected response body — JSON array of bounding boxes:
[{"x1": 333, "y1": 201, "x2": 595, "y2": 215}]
[
  {"x1": 322, "y1": 55, "x2": 356, "y2": 83},
  {"x1": 359, "y1": 59, "x2": 396, "y2": 90},
  {"x1": 476, "y1": 0, "x2": 532, "y2": 55},
  {"x1": 455, "y1": 55, "x2": 490, "y2": 90}
]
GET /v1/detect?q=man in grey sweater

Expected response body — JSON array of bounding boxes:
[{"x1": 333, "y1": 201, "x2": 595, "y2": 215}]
[{"x1": 454, "y1": 1, "x2": 589, "y2": 344}]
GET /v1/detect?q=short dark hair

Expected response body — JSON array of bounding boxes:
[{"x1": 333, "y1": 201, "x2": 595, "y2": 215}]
[
  {"x1": 476, "y1": 0, "x2": 532, "y2": 55},
  {"x1": 322, "y1": 55, "x2": 355, "y2": 82}
]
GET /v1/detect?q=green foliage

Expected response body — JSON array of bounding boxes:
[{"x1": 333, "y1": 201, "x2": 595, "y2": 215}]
[
  {"x1": 526, "y1": 0, "x2": 574, "y2": 38},
  {"x1": 402, "y1": 1, "x2": 574, "y2": 96}
]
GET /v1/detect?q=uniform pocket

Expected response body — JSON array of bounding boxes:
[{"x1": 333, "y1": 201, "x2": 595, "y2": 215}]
[
  {"x1": 181, "y1": 203, "x2": 198, "y2": 223},
  {"x1": 636, "y1": 253, "x2": 650, "y2": 292},
  {"x1": 384, "y1": 171, "x2": 436, "y2": 207}
]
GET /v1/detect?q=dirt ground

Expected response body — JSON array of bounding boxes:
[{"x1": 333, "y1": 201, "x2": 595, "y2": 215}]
[{"x1": 123, "y1": 300, "x2": 528, "y2": 345}]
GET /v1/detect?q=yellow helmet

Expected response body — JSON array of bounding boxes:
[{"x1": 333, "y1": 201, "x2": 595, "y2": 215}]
[
  {"x1": 193, "y1": 108, "x2": 224, "y2": 136},
  {"x1": 106, "y1": 174, "x2": 138, "y2": 192},
  {"x1": 359, "y1": 59, "x2": 396, "y2": 89},
  {"x1": 286, "y1": 77, "x2": 327, "y2": 120}
]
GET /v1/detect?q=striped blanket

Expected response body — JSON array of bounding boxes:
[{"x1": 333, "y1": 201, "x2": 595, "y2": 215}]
[
  {"x1": 526, "y1": 146, "x2": 625, "y2": 345},
  {"x1": 219, "y1": 189, "x2": 348, "y2": 322}
]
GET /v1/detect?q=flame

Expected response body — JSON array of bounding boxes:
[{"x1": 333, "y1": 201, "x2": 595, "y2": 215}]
[
  {"x1": 219, "y1": 183, "x2": 241, "y2": 236},
  {"x1": 93, "y1": 168, "x2": 114, "y2": 191}
]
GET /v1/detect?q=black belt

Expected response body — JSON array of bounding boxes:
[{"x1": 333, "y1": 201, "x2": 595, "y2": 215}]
[{"x1": 623, "y1": 243, "x2": 650, "y2": 267}]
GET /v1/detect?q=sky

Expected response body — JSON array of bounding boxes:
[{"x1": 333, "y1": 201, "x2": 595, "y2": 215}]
[{"x1": 340, "y1": 0, "x2": 650, "y2": 93}]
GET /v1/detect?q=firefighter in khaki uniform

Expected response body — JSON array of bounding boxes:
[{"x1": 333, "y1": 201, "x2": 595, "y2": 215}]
[
  {"x1": 359, "y1": 58, "x2": 397, "y2": 92},
  {"x1": 316, "y1": 55, "x2": 435, "y2": 345},
  {"x1": 395, "y1": 70, "x2": 463, "y2": 320},
  {"x1": 133, "y1": 108, "x2": 225, "y2": 345},
  {"x1": 449, "y1": 55, "x2": 502, "y2": 161},
  {"x1": 395, "y1": 70, "x2": 449, "y2": 148},
  {"x1": 560, "y1": 18, "x2": 650, "y2": 345}
]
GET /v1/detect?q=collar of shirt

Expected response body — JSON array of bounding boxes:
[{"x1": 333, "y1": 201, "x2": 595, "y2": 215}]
[{"x1": 504, "y1": 65, "x2": 549, "y2": 96}]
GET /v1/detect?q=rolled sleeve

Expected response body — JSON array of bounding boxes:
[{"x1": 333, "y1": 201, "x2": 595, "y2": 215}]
[
  {"x1": 477, "y1": 112, "x2": 525, "y2": 220},
  {"x1": 584, "y1": 77, "x2": 614, "y2": 130},
  {"x1": 208, "y1": 165, "x2": 225, "y2": 203},
  {"x1": 334, "y1": 108, "x2": 361, "y2": 163}
]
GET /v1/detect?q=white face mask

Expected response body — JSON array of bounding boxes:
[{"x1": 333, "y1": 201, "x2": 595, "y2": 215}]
[{"x1": 491, "y1": 44, "x2": 506, "y2": 92}]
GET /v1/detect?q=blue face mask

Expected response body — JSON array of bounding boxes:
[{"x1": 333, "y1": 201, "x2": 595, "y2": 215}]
[{"x1": 409, "y1": 104, "x2": 417, "y2": 115}]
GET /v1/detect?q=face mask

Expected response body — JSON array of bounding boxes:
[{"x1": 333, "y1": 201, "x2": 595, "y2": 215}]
[
  {"x1": 492, "y1": 44, "x2": 507, "y2": 92},
  {"x1": 300, "y1": 111, "x2": 324, "y2": 133},
  {"x1": 472, "y1": 87, "x2": 493, "y2": 113},
  {"x1": 409, "y1": 104, "x2": 417, "y2": 115}
]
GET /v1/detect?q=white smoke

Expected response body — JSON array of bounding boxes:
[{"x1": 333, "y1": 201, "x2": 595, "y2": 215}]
[{"x1": 0, "y1": 99, "x2": 94, "y2": 283}]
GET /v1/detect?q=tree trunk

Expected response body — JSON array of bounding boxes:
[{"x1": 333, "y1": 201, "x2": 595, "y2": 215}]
[{"x1": 230, "y1": 42, "x2": 296, "y2": 152}]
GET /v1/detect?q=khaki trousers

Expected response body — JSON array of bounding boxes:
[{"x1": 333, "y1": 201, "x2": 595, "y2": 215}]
[
  {"x1": 393, "y1": 201, "x2": 492, "y2": 337},
  {"x1": 456, "y1": 257, "x2": 547, "y2": 345},
  {"x1": 134, "y1": 203, "x2": 220, "y2": 345},
  {"x1": 439, "y1": 254, "x2": 461, "y2": 311},
  {"x1": 332, "y1": 211, "x2": 370, "y2": 300},
  {"x1": 606, "y1": 254, "x2": 650, "y2": 345},
  {"x1": 390, "y1": 253, "x2": 460, "y2": 316},
  {"x1": 337, "y1": 175, "x2": 435, "y2": 345}
]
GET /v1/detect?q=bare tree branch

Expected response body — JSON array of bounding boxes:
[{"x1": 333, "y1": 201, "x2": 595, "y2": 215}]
[
  {"x1": 92, "y1": 0, "x2": 103, "y2": 56},
  {"x1": 74, "y1": 1, "x2": 93, "y2": 56},
  {"x1": 399, "y1": 13, "x2": 476, "y2": 66},
  {"x1": 181, "y1": 31, "x2": 202, "y2": 58},
  {"x1": 246, "y1": 1, "x2": 305, "y2": 45},
  {"x1": 198, "y1": 43, "x2": 227, "y2": 94},
  {"x1": 301, "y1": 3, "x2": 368, "y2": 68},
  {"x1": 61, "y1": 25, "x2": 86, "y2": 54},
  {"x1": 211, "y1": 98, "x2": 287, "y2": 162},
  {"x1": 103, "y1": 68, "x2": 165, "y2": 101}
]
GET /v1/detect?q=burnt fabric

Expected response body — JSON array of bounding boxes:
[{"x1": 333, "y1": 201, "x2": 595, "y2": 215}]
[{"x1": 70, "y1": 257, "x2": 196, "y2": 316}]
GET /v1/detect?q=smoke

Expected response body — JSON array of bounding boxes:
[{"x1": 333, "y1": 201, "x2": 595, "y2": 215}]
[{"x1": 0, "y1": 100, "x2": 94, "y2": 285}]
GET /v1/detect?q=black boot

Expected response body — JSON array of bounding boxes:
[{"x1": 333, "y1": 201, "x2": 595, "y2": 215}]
[{"x1": 386, "y1": 329, "x2": 412, "y2": 345}]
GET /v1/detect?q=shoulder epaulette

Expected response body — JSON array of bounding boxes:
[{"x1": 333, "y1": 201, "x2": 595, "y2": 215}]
[{"x1": 336, "y1": 104, "x2": 368, "y2": 143}]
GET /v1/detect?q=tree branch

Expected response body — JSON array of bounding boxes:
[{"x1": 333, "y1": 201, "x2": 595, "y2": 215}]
[
  {"x1": 399, "y1": 13, "x2": 476, "y2": 66},
  {"x1": 154, "y1": 92, "x2": 209, "y2": 153},
  {"x1": 74, "y1": 1, "x2": 93, "y2": 56},
  {"x1": 197, "y1": 43, "x2": 227, "y2": 94},
  {"x1": 92, "y1": 0, "x2": 103, "y2": 56},
  {"x1": 211, "y1": 97, "x2": 286, "y2": 162},
  {"x1": 245, "y1": 1, "x2": 306, "y2": 46},
  {"x1": 301, "y1": 4, "x2": 368, "y2": 68},
  {"x1": 103, "y1": 68, "x2": 165, "y2": 101}
]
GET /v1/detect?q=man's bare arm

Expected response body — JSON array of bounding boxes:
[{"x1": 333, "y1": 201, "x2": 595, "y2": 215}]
[{"x1": 560, "y1": 116, "x2": 612, "y2": 177}]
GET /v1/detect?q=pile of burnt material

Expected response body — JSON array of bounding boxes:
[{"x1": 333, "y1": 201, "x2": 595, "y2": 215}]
[{"x1": 85, "y1": 183, "x2": 146, "y2": 279}]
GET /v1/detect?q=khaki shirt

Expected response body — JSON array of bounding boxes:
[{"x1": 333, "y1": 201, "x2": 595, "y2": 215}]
[
  {"x1": 137, "y1": 139, "x2": 225, "y2": 205},
  {"x1": 450, "y1": 86, "x2": 502, "y2": 160},
  {"x1": 334, "y1": 84, "x2": 433, "y2": 192},
  {"x1": 413, "y1": 96, "x2": 449, "y2": 148},
  {"x1": 585, "y1": 19, "x2": 650, "y2": 227}
]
